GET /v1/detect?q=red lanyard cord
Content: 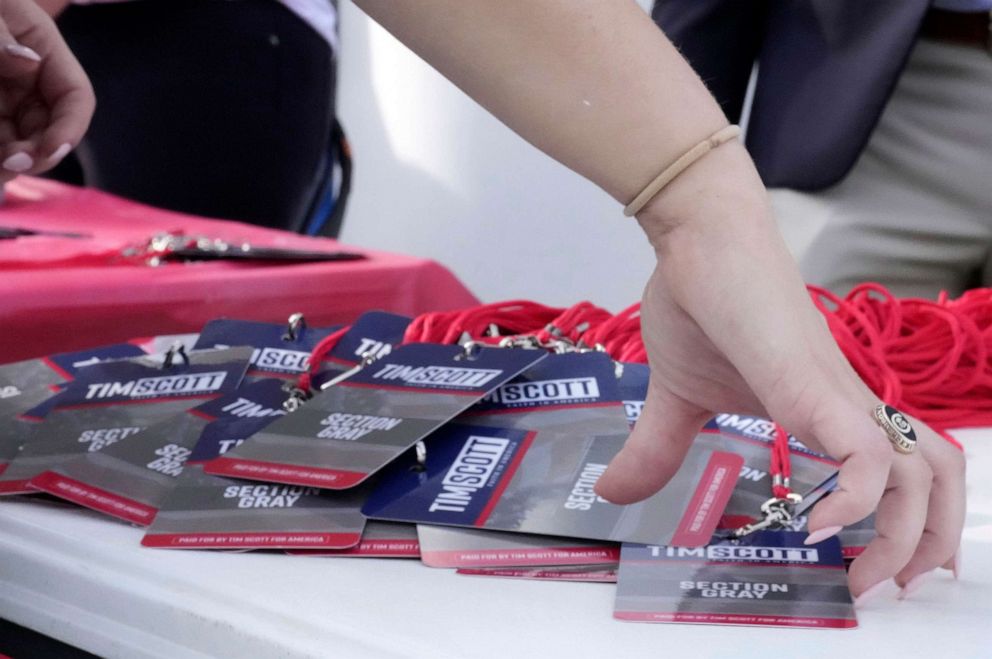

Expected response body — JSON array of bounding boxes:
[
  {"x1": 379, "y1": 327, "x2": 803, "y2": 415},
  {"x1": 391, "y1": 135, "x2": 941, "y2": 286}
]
[
  {"x1": 769, "y1": 423, "x2": 793, "y2": 500},
  {"x1": 292, "y1": 285, "x2": 990, "y2": 447},
  {"x1": 296, "y1": 325, "x2": 351, "y2": 395}
]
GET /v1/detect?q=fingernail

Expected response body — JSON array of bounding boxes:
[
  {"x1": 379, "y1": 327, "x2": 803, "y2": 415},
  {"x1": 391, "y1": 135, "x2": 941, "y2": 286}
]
[
  {"x1": 47, "y1": 143, "x2": 72, "y2": 164},
  {"x1": 4, "y1": 43, "x2": 41, "y2": 62},
  {"x1": 898, "y1": 570, "x2": 933, "y2": 600},
  {"x1": 853, "y1": 579, "x2": 889, "y2": 608},
  {"x1": 804, "y1": 525, "x2": 843, "y2": 545},
  {"x1": 3, "y1": 152, "x2": 34, "y2": 173},
  {"x1": 943, "y1": 546, "x2": 961, "y2": 580}
]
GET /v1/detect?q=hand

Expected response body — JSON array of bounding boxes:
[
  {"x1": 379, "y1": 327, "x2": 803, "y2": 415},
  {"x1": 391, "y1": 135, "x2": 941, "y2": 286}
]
[
  {"x1": 0, "y1": 0, "x2": 93, "y2": 184},
  {"x1": 594, "y1": 141, "x2": 965, "y2": 600}
]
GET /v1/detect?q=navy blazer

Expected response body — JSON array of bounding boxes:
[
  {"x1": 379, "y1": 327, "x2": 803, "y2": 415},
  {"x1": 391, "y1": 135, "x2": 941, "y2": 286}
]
[{"x1": 653, "y1": 0, "x2": 932, "y2": 190}]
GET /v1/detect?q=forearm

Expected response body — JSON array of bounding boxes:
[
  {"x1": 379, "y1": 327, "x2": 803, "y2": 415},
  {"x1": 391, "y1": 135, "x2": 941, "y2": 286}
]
[{"x1": 353, "y1": 0, "x2": 738, "y2": 211}]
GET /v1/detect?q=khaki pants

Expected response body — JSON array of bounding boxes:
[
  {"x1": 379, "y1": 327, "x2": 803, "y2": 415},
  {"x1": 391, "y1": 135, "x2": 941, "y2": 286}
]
[{"x1": 774, "y1": 39, "x2": 992, "y2": 299}]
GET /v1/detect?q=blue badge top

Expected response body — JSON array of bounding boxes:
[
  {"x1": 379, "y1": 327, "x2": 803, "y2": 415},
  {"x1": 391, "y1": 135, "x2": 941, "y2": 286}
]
[
  {"x1": 343, "y1": 344, "x2": 546, "y2": 395},
  {"x1": 329, "y1": 311, "x2": 411, "y2": 363},
  {"x1": 194, "y1": 319, "x2": 341, "y2": 376},
  {"x1": 28, "y1": 354, "x2": 248, "y2": 414},
  {"x1": 188, "y1": 379, "x2": 289, "y2": 463},
  {"x1": 616, "y1": 362, "x2": 649, "y2": 426},
  {"x1": 471, "y1": 352, "x2": 621, "y2": 412},
  {"x1": 42, "y1": 343, "x2": 147, "y2": 380},
  {"x1": 362, "y1": 423, "x2": 532, "y2": 526},
  {"x1": 706, "y1": 414, "x2": 831, "y2": 461}
]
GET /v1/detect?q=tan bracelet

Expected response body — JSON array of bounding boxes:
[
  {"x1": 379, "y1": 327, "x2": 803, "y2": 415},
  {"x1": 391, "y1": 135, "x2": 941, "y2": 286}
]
[{"x1": 623, "y1": 125, "x2": 741, "y2": 217}]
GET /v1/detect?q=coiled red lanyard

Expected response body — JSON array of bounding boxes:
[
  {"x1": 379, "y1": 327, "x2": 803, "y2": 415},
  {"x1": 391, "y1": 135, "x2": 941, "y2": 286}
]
[{"x1": 291, "y1": 284, "x2": 990, "y2": 447}]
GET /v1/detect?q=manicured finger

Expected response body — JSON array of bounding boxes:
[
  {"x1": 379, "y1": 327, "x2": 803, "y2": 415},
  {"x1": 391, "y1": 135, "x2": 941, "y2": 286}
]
[
  {"x1": 793, "y1": 399, "x2": 892, "y2": 536},
  {"x1": 894, "y1": 423, "x2": 966, "y2": 589},
  {"x1": 0, "y1": 137, "x2": 36, "y2": 173},
  {"x1": 0, "y1": 30, "x2": 42, "y2": 79},
  {"x1": 847, "y1": 454, "x2": 932, "y2": 596},
  {"x1": 595, "y1": 378, "x2": 710, "y2": 504}
]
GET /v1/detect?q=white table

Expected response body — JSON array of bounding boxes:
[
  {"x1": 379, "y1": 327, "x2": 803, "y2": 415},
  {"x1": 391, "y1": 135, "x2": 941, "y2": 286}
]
[{"x1": 1, "y1": 429, "x2": 989, "y2": 659}]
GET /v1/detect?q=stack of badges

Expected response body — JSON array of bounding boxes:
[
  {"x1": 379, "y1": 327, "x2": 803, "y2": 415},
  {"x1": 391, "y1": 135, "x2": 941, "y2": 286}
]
[
  {"x1": 0, "y1": 343, "x2": 147, "y2": 476},
  {"x1": 0, "y1": 310, "x2": 874, "y2": 629},
  {"x1": 142, "y1": 314, "x2": 416, "y2": 551},
  {"x1": 0, "y1": 347, "x2": 252, "y2": 497}
]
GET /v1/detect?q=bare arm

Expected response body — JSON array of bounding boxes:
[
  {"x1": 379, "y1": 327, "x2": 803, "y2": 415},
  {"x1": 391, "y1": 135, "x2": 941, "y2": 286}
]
[{"x1": 355, "y1": 0, "x2": 729, "y2": 207}]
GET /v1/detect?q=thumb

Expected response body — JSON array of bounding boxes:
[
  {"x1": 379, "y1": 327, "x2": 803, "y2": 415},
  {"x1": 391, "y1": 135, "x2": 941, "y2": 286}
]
[{"x1": 595, "y1": 379, "x2": 710, "y2": 504}]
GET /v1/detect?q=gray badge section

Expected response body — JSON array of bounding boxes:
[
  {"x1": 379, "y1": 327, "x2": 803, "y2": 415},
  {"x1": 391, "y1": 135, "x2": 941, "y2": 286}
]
[
  {"x1": 0, "y1": 388, "x2": 52, "y2": 467},
  {"x1": 0, "y1": 347, "x2": 251, "y2": 491},
  {"x1": 483, "y1": 433, "x2": 716, "y2": 545},
  {"x1": 467, "y1": 406, "x2": 631, "y2": 436},
  {"x1": 221, "y1": 387, "x2": 482, "y2": 477},
  {"x1": 615, "y1": 545, "x2": 855, "y2": 627},
  {"x1": 0, "y1": 400, "x2": 201, "y2": 490},
  {"x1": 442, "y1": 394, "x2": 630, "y2": 556},
  {"x1": 145, "y1": 465, "x2": 367, "y2": 546},
  {"x1": 47, "y1": 413, "x2": 209, "y2": 516},
  {"x1": 417, "y1": 524, "x2": 616, "y2": 568},
  {"x1": 838, "y1": 513, "x2": 875, "y2": 556}
]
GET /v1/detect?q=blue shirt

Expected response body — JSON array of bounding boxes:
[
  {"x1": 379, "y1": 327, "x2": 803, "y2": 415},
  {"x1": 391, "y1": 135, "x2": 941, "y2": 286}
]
[{"x1": 932, "y1": 0, "x2": 992, "y2": 11}]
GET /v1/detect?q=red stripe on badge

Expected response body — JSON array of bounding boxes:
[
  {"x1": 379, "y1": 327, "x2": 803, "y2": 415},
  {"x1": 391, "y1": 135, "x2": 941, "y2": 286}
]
[
  {"x1": 142, "y1": 531, "x2": 361, "y2": 549},
  {"x1": 717, "y1": 514, "x2": 757, "y2": 530},
  {"x1": 55, "y1": 394, "x2": 220, "y2": 412},
  {"x1": 472, "y1": 430, "x2": 537, "y2": 527},
  {"x1": 29, "y1": 471, "x2": 157, "y2": 525},
  {"x1": 614, "y1": 611, "x2": 857, "y2": 628},
  {"x1": 188, "y1": 408, "x2": 218, "y2": 422},
  {"x1": 204, "y1": 456, "x2": 367, "y2": 489},
  {"x1": 421, "y1": 545, "x2": 620, "y2": 568},
  {"x1": 670, "y1": 451, "x2": 744, "y2": 547},
  {"x1": 336, "y1": 380, "x2": 482, "y2": 396},
  {"x1": 0, "y1": 479, "x2": 33, "y2": 495},
  {"x1": 41, "y1": 356, "x2": 74, "y2": 381},
  {"x1": 287, "y1": 540, "x2": 421, "y2": 557},
  {"x1": 245, "y1": 369, "x2": 295, "y2": 380}
]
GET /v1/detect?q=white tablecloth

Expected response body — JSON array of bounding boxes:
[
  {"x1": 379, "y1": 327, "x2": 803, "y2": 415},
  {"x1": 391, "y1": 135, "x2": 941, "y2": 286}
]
[{"x1": 1, "y1": 429, "x2": 989, "y2": 659}]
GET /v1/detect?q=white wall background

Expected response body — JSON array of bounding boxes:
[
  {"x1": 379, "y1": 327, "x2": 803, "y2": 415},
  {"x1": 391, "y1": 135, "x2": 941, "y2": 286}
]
[
  {"x1": 335, "y1": 1, "x2": 823, "y2": 310},
  {"x1": 336, "y1": 1, "x2": 658, "y2": 311}
]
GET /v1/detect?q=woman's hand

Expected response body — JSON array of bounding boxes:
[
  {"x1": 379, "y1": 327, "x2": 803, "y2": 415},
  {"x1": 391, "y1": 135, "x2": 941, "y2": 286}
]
[
  {"x1": 594, "y1": 141, "x2": 966, "y2": 600},
  {"x1": 0, "y1": 0, "x2": 93, "y2": 184}
]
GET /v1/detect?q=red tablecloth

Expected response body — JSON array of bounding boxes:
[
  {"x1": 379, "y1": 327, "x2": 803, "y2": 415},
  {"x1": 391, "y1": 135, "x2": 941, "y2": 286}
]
[{"x1": 0, "y1": 178, "x2": 478, "y2": 362}]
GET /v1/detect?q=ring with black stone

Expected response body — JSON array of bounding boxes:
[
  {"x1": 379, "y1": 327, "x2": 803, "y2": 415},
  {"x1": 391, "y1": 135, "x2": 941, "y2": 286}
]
[{"x1": 872, "y1": 404, "x2": 917, "y2": 454}]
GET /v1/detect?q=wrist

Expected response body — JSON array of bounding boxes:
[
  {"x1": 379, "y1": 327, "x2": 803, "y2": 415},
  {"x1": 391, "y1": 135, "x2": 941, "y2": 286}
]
[{"x1": 633, "y1": 141, "x2": 772, "y2": 253}]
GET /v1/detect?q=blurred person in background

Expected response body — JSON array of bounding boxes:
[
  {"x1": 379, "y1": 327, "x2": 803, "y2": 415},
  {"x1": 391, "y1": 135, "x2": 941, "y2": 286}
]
[
  {"x1": 34, "y1": 0, "x2": 346, "y2": 235},
  {"x1": 654, "y1": 0, "x2": 992, "y2": 298}
]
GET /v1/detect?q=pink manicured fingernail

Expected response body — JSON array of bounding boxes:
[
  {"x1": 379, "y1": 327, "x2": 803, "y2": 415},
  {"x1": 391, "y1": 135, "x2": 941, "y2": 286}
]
[
  {"x1": 4, "y1": 43, "x2": 41, "y2": 62},
  {"x1": 47, "y1": 143, "x2": 72, "y2": 164},
  {"x1": 853, "y1": 580, "x2": 889, "y2": 608},
  {"x1": 3, "y1": 152, "x2": 33, "y2": 173},
  {"x1": 898, "y1": 571, "x2": 933, "y2": 600},
  {"x1": 804, "y1": 525, "x2": 843, "y2": 545}
]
